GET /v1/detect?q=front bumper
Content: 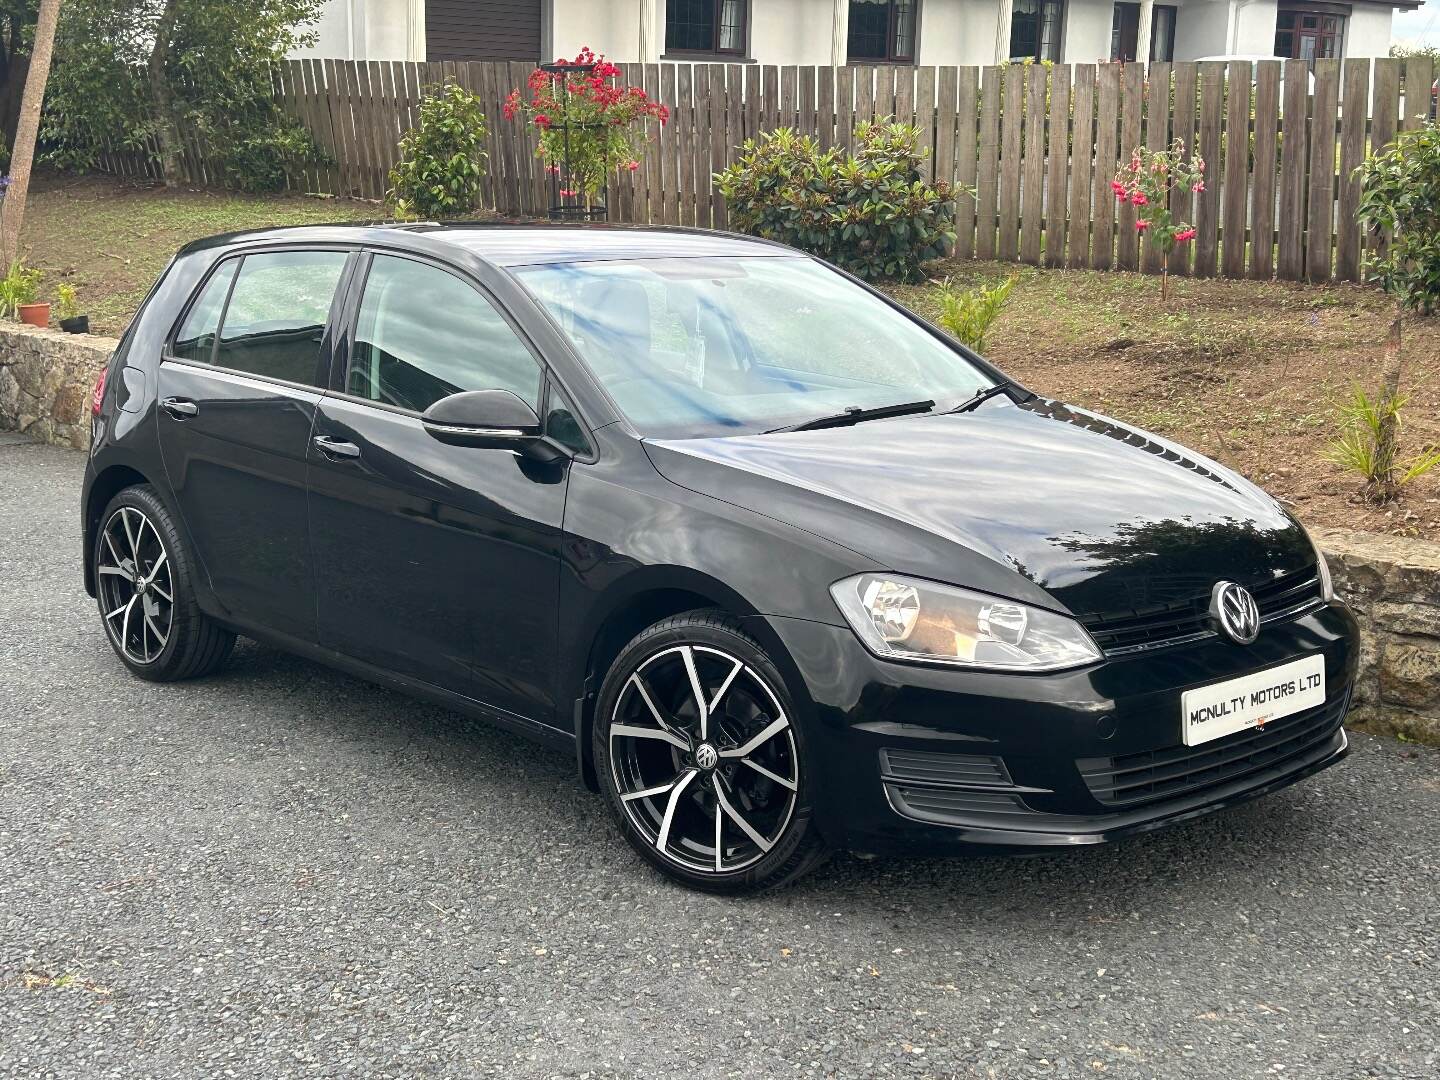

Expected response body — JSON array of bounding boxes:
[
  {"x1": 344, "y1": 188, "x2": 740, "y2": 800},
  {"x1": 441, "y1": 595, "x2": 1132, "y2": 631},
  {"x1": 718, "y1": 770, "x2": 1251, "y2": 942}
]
[{"x1": 758, "y1": 600, "x2": 1358, "y2": 854}]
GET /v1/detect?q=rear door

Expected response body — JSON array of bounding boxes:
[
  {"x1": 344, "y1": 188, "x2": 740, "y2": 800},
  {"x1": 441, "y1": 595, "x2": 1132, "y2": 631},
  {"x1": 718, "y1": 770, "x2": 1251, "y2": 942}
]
[
  {"x1": 156, "y1": 247, "x2": 352, "y2": 642},
  {"x1": 307, "y1": 251, "x2": 572, "y2": 720}
]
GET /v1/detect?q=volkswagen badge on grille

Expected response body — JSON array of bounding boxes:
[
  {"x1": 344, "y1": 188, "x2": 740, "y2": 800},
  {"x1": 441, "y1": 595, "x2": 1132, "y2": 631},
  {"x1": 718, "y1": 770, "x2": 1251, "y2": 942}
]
[{"x1": 1210, "y1": 581, "x2": 1260, "y2": 645}]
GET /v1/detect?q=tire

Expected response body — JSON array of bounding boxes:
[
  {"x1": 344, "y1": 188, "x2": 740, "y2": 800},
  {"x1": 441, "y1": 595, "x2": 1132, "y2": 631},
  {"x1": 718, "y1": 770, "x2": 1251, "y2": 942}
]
[
  {"x1": 93, "y1": 484, "x2": 235, "y2": 682},
  {"x1": 593, "y1": 610, "x2": 829, "y2": 894}
]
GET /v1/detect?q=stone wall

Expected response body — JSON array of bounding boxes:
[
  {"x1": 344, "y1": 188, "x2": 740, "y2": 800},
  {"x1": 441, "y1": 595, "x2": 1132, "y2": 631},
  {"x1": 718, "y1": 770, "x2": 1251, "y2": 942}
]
[
  {"x1": 0, "y1": 324, "x2": 114, "y2": 450},
  {"x1": 1316, "y1": 529, "x2": 1440, "y2": 746}
]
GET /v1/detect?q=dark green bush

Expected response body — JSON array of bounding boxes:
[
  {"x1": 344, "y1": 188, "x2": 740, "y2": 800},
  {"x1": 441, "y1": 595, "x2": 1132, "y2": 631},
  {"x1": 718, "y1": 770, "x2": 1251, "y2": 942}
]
[
  {"x1": 387, "y1": 81, "x2": 489, "y2": 220},
  {"x1": 716, "y1": 120, "x2": 961, "y2": 282}
]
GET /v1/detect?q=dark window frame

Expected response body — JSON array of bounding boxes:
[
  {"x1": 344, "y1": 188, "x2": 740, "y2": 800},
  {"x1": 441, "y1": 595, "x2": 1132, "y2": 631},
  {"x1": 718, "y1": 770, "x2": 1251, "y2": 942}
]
[
  {"x1": 1274, "y1": 3, "x2": 1348, "y2": 61},
  {"x1": 846, "y1": 0, "x2": 920, "y2": 65},
  {"x1": 1010, "y1": 0, "x2": 1065, "y2": 63},
  {"x1": 1109, "y1": 3, "x2": 1178, "y2": 63},
  {"x1": 663, "y1": 0, "x2": 749, "y2": 58},
  {"x1": 162, "y1": 244, "x2": 357, "y2": 393}
]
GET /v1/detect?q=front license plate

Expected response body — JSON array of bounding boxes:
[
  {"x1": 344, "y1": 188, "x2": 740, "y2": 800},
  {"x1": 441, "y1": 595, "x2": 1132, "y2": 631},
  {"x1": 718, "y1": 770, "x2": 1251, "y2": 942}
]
[{"x1": 1181, "y1": 654, "x2": 1326, "y2": 746}]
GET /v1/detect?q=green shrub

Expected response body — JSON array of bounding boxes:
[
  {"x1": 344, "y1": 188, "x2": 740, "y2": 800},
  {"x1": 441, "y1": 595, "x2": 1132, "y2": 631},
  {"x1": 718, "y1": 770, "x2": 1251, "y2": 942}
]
[
  {"x1": 387, "y1": 81, "x2": 489, "y2": 220},
  {"x1": 1325, "y1": 382, "x2": 1440, "y2": 498},
  {"x1": 1356, "y1": 122, "x2": 1440, "y2": 316},
  {"x1": 0, "y1": 262, "x2": 42, "y2": 319},
  {"x1": 935, "y1": 276, "x2": 1015, "y2": 351},
  {"x1": 716, "y1": 119, "x2": 961, "y2": 282}
]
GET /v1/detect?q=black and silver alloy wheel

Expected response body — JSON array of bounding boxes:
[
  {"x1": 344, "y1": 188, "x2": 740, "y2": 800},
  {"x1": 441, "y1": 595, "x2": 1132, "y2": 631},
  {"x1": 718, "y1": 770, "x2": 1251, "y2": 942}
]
[
  {"x1": 97, "y1": 505, "x2": 174, "y2": 665},
  {"x1": 596, "y1": 612, "x2": 827, "y2": 892},
  {"x1": 93, "y1": 485, "x2": 235, "y2": 682}
]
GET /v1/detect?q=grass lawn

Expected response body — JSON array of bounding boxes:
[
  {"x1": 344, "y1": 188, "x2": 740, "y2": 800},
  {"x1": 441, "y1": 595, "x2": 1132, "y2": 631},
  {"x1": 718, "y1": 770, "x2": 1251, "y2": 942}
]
[
  {"x1": 21, "y1": 173, "x2": 1439, "y2": 539},
  {"x1": 23, "y1": 173, "x2": 380, "y2": 337}
]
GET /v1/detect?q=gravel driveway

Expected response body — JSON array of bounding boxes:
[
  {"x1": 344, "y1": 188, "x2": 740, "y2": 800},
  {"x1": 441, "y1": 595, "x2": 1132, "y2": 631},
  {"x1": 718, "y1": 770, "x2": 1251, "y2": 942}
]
[{"x1": 2, "y1": 434, "x2": 1437, "y2": 1080}]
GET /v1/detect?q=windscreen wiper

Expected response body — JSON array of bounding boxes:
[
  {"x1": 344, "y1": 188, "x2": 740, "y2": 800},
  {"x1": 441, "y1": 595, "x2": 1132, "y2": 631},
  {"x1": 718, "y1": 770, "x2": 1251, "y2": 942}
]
[
  {"x1": 947, "y1": 381, "x2": 1035, "y2": 414},
  {"x1": 763, "y1": 399, "x2": 937, "y2": 435}
]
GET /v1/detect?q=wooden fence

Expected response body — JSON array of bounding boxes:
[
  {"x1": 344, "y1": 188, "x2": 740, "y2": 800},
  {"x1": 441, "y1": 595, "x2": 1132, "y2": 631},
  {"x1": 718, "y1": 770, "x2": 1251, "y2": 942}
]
[{"x1": 99, "y1": 56, "x2": 1438, "y2": 284}]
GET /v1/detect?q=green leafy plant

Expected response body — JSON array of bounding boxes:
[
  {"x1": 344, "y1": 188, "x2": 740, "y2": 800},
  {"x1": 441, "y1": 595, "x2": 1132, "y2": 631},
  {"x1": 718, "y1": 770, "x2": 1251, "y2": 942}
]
[
  {"x1": 386, "y1": 81, "x2": 490, "y2": 220},
  {"x1": 1324, "y1": 382, "x2": 1440, "y2": 498},
  {"x1": 504, "y1": 47, "x2": 668, "y2": 206},
  {"x1": 1112, "y1": 139, "x2": 1207, "y2": 301},
  {"x1": 1348, "y1": 122, "x2": 1440, "y2": 502},
  {"x1": 42, "y1": 0, "x2": 325, "y2": 193},
  {"x1": 0, "y1": 260, "x2": 41, "y2": 318},
  {"x1": 54, "y1": 283, "x2": 80, "y2": 321},
  {"x1": 717, "y1": 119, "x2": 961, "y2": 282},
  {"x1": 935, "y1": 276, "x2": 1015, "y2": 351}
]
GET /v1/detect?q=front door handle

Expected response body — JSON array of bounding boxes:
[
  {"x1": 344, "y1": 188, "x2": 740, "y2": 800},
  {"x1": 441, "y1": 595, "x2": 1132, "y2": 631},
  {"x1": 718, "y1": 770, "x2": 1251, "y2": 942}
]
[
  {"x1": 312, "y1": 435, "x2": 361, "y2": 460},
  {"x1": 161, "y1": 397, "x2": 198, "y2": 420}
]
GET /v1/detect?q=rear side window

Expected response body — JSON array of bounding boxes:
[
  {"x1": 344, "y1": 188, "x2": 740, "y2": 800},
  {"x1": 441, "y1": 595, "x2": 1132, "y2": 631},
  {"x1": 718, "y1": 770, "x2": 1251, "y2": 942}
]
[
  {"x1": 171, "y1": 259, "x2": 239, "y2": 364},
  {"x1": 347, "y1": 254, "x2": 541, "y2": 413},
  {"x1": 208, "y1": 250, "x2": 348, "y2": 386}
]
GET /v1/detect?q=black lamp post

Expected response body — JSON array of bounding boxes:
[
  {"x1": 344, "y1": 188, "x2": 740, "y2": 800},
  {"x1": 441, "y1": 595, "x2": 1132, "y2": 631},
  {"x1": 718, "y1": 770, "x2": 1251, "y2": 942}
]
[{"x1": 539, "y1": 61, "x2": 608, "y2": 222}]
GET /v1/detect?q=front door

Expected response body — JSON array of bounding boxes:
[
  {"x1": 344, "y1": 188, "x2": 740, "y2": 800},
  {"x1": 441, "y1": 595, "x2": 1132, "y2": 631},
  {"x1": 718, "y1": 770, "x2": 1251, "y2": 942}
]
[
  {"x1": 307, "y1": 252, "x2": 568, "y2": 721},
  {"x1": 156, "y1": 248, "x2": 351, "y2": 641}
]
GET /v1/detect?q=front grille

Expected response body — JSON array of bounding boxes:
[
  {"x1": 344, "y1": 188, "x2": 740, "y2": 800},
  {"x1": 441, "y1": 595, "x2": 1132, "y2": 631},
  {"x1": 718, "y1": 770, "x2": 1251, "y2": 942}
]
[
  {"x1": 1077, "y1": 692, "x2": 1347, "y2": 808},
  {"x1": 1080, "y1": 566, "x2": 1324, "y2": 655}
]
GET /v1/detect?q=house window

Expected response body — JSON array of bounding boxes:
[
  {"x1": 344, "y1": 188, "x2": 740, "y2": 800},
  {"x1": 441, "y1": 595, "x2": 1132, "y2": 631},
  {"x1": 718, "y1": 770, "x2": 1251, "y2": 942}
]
[
  {"x1": 1109, "y1": 4, "x2": 1177, "y2": 62},
  {"x1": 665, "y1": 0, "x2": 747, "y2": 55},
  {"x1": 1011, "y1": 0, "x2": 1064, "y2": 62},
  {"x1": 1274, "y1": 4, "x2": 1346, "y2": 61},
  {"x1": 847, "y1": 0, "x2": 918, "y2": 63}
]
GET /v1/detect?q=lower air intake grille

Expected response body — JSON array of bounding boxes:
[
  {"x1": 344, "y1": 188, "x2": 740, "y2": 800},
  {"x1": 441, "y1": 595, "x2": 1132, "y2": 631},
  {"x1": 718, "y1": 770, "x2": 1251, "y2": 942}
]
[
  {"x1": 1077, "y1": 692, "x2": 1347, "y2": 809},
  {"x1": 878, "y1": 749, "x2": 1011, "y2": 787}
]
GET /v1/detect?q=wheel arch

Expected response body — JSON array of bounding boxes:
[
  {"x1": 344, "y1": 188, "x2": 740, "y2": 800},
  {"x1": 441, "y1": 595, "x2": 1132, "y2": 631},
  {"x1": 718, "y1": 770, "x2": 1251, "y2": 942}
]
[
  {"x1": 83, "y1": 464, "x2": 151, "y2": 596},
  {"x1": 568, "y1": 568, "x2": 807, "y2": 792}
]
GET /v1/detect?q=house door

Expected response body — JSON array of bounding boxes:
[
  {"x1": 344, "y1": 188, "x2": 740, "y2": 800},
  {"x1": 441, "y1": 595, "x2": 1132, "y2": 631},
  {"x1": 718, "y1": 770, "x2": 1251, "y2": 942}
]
[{"x1": 1111, "y1": 3, "x2": 1140, "y2": 63}]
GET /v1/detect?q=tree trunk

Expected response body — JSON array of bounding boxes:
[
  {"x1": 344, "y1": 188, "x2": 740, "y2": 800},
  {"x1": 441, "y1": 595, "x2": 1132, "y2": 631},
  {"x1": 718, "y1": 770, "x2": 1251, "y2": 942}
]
[
  {"x1": 148, "y1": 0, "x2": 183, "y2": 188},
  {"x1": 1368, "y1": 306, "x2": 1404, "y2": 504},
  {"x1": 0, "y1": 0, "x2": 61, "y2": 271}
]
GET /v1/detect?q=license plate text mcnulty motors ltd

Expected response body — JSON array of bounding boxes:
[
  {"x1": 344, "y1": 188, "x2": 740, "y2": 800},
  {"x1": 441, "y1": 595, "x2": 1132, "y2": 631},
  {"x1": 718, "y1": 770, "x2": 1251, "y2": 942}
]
[{"x1": 1181, "y1": 654, "x2": 1326, "y2": 747}]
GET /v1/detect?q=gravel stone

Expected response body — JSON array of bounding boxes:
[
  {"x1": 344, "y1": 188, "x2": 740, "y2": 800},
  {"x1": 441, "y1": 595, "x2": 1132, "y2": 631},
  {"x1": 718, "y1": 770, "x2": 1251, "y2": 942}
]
[{"x1": 2, "y1": 438, "x2": 1438, "y2": 1079}]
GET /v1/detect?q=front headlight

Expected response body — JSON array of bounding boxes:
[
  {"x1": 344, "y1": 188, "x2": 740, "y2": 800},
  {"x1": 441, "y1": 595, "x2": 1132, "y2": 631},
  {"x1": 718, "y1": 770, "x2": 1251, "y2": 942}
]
[
  {"x1": 1308, "y1": 532, "x2": 1335, "y2": 602},
  {"x1": 829, "y1": 573, "x2": 1103, "y2": 672}
]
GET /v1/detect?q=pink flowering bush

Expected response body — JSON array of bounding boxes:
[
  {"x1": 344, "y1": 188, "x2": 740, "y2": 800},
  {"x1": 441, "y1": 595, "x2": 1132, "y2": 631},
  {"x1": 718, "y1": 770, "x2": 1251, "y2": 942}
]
[
  {"x1": 1112, "y1": 139, "x2": 1206, "y2": 299},
  {"x1": 504, "y1": 47, "x2": 668, "y2": 204}
]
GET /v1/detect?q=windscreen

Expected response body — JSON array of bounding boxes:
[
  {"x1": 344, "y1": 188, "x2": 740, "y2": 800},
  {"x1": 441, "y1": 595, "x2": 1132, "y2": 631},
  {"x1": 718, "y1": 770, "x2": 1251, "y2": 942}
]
[{"x1": 515, "y1": 256, "x2": 991, "y2": 438}]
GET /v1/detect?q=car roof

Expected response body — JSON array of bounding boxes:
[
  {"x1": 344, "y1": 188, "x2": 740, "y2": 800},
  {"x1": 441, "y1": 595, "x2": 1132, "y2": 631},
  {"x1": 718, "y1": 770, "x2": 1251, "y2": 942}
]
[{"x1": 176, "y1": 221, "x2": 801, "y2": 269}]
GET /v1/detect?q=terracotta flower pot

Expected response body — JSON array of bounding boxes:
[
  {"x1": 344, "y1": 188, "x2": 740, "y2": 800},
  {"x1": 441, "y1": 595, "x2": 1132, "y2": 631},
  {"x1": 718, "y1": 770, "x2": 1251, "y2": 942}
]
[{"x1": 18, "y1": 302, "x2": 50, "y2": 327}]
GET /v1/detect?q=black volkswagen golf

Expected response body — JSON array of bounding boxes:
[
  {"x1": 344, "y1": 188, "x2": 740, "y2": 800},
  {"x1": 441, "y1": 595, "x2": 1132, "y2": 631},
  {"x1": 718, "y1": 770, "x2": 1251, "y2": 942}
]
[{"x1": 83, "y1": 224, "x2": 1356, "y2": 892}]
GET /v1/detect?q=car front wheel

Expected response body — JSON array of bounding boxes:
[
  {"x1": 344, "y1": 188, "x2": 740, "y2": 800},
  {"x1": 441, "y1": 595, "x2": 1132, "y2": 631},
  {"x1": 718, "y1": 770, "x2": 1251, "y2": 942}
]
[{"x1": 594, "y1": 611, "x2": 828, "y2": 893}]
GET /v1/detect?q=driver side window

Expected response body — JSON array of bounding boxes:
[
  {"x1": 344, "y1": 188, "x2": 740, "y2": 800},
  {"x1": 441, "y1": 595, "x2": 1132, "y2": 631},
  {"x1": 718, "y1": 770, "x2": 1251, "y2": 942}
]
[{"x1": 348, "y1": 254, "x2": 541, "y2": 413}]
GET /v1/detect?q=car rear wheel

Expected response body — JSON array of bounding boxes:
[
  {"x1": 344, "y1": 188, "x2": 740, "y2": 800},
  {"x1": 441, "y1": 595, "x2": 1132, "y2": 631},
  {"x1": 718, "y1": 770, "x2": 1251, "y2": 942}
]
[
  {"x1": 95, "y1": 485, "x2": 235, "y2": 681},
  {"x1": 593, "y1": 611, "x2": 828, "y2": 893}
]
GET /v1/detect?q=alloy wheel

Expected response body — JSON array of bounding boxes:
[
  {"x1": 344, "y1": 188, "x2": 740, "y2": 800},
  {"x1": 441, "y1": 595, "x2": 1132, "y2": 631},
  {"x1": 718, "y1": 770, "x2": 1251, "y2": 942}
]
[
  {"x1": 609, "y1": 644, "x2": 800, "y2": 874},
  {"x1": 96, "y1": 506, "x2": 174, "y2": 665}
]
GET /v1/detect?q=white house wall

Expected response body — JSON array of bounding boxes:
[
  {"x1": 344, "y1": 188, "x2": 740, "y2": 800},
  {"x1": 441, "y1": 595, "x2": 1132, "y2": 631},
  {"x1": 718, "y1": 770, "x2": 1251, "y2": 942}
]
[
  {"x1": 551, "y1": 0, "x2": 642, "y2": 62},
  {"x1": 295, "y1": 0, "x2": 423, "y2": 60},
  {"x1": 1061, "y1": 0, "x2": 1116, "y2": 63},
  {"x1": 1345, "y1": 5, "x2": 1395, "y2": 58},
  {"x1": 293, "y1": 0, "x2": 1399, "y2": 67},
  {"x1": 915, "y1": 2, "x2": 1001, "y2": 67},
  {"x1": 1174, "y1": 0, "x2": 1234, "y2": 57}
]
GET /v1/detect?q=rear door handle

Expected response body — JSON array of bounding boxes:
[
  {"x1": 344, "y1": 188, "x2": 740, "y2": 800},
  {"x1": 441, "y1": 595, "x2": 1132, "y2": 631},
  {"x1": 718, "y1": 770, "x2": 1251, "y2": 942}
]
[
  {"x1": 312, "y1": 435, "x2": 361, "y2": 460},
  {"x1": 161, "y1": 397, "x2": 198, "y2": 420}
]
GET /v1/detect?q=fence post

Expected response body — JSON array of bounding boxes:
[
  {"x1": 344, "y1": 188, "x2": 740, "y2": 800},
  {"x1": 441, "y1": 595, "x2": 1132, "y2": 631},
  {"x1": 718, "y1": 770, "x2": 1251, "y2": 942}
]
[{"x1": 1277, "y1": 59, "x2": 1311, "y2": 281}]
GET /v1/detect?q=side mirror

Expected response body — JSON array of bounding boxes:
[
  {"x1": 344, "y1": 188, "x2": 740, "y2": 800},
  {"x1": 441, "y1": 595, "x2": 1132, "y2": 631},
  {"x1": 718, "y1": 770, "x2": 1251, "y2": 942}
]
[{"x1": 421, "y1": 389, "x2": 564, "y2": 462}]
